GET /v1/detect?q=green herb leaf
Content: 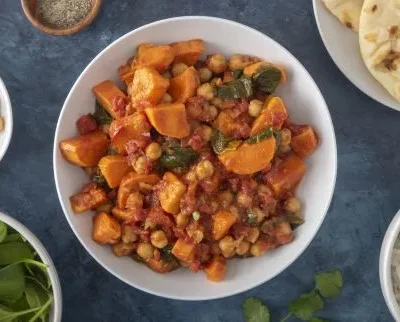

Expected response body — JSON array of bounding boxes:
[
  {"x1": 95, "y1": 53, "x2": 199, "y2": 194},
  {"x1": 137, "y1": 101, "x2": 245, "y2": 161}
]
[
  {"x1": 315, "y1": 270, "x2": 343, "y2": 298},
  {"x1": 0, "y1": 223, "x2": 7, "y2": 244},
  {"x1": 0, "y1": 303, "x2": 42, "y2": 322},
  {"x1": 253, "y1": 66, "x2": 282, "y2": 94},
  {"x1": 217, "y1": 76, "x2": 253, "y2": 99},
  {"x1": 28, "y1": 296, "x2": 52, "y2": 322},
  {"x1": 243, "y1": 297, "x2": 270, "y2": 322},
  {"x1": 92, "y1": 174, "x2": 108, "y2": 187},
  {"x1": 1, "y1": 234, "x2": 23, "y2": 244},
  {"x1": 246, "y1": 128, "x2": 274, "y2": 144},
  {"x1": 25, "y1": 281, "x2": 50, "y2": 322},
  {"x1": 0, "y1": 242, "x2": 34, "y2": 265},
  {"x1": 192, "y1": 211, "x2": 201, "y2": 221},
  {"x1": 246, "y1": 210, "x2": 259, "y2": 226},
  {"x1": 0, "y1": 264, "x2": 26, "y2": 302},
  {"x1": 286, "y1": 214, "x2": 305, "y2": 226},
  {"x1": 159, "y1": 146, "x2": 199, "y2": 171},
  {"x1": 92, "y1": 102, "x2": 113, "y2": 125},
  {"x1": 289, "y1": 291, "x2": 323, "y2": 321},
  {"x1": 210, "y1": 131, "x2": 241, "y2": 155},
  {"x1": 232, "y1": 70, "x2": 243, "y2": 79},
  {"x1": 160, "y1": 245, "x2": 177, "y2": 263}
]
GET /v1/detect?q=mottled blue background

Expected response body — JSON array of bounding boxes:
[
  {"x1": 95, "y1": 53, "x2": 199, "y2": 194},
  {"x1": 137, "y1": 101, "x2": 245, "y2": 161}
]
[{"x1": 0, "y1": 0, "x2": 397, "y2": 321}]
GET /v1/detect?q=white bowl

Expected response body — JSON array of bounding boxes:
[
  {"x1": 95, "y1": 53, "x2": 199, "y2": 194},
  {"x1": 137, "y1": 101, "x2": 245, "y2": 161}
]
[
  {"x1": 0, "y1": 213, "x2": 62, "y2": 321},
  {"x1": 380, "y1": 210, "x2": 400, "y2": 321},
  {"x1": 313, "y1": 0, "x2": 400, "y2": 111},
  {"x1": 53, "y1": 16, "x2": 337, "y2": 300},
  {"x1": 0, "y1": 77, "x2": 13, "y2": 162}
]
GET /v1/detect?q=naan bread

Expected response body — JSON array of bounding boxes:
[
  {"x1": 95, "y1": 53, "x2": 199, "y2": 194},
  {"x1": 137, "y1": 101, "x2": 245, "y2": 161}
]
[
  {"x1": 322, "y1": 0, "x2": 364, "y2": 32},
  {"x1": 359, "y1": 0, "x2": 400, "y2": 102}
]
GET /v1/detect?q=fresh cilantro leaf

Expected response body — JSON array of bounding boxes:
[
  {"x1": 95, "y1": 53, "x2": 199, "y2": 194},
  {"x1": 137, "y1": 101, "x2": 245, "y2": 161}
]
[
  {"x1": 310, "y1": 318, "x2": 327, "y2": 322},
  {"x1": 315, "y1": 270, "x2": 343, "y2": 298},
  {"x1": 289, "y1": 291, "x2": 323, "y2": 321},
  {"x1": 243, "y1": 297, "x2": 270, "y2": 322}
]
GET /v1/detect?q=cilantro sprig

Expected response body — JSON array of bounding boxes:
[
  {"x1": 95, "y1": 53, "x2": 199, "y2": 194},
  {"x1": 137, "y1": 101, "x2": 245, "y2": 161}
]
[{"x1": 242, "y1": 269, "x2": 343, "y2": 322}]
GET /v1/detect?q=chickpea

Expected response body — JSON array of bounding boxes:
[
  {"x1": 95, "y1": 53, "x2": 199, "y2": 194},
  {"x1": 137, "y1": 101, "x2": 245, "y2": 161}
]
[
  {"x1": 258, "y1": 184, "x2": 272, "y2": 194},
  {"x1": 175, "y1": 212, "x2": 190, "y2": 227},
  {"x1": 280, "y1": 128, "x2": 292, "y2": 146},
  {"x1": 145, "y1": 142, "x2": 162, "y2": 160},
  {"x1": 207, "y1": 54, "x2": 227, "y2": 74},
  {"x1": 144, "y1": 218, "x2": 157, "y2": 230},
  {"x1": 112, "y1": 243, "x2": 136, "y2": 257},
  {"x1": 210, "y1": 77, "x2": 222, "y2": 87},
  {"x1": 197, "y1": 83, "x2": 215, "y2": 101},
  {"x1": 236, "y1": 240, "x2": 250, "y2": 256},
  {"x1": 251, "y1": 207, "x2": 266, "y2": 224},
  {"x1": 133, "y1": 156, "x2": 147, "y2": 174},
  {"x1": 219, "y1": 236, "x2": 236, "y2": 258},
  {"x1": 188, "y1": 229, "x2": 204, "y2": 243},
  {"x1": 160, "y1": 93, "x2": 173, "y2": 104},
  {"x1": 250, "y1": 241, "x2": 267, "y2": 257},
  {"x1": 229, "y1": 54, "x2": 254, "y2": 71},
  {"x1": 284, "y1": 197, "x2": 301, "y2": 214},
  {"x1": 211, "y1": 97, "x2": 222, "y2": 108},
  {"x1": 126, "y1": 191, "x2": 143, "y2": 209},
  {"x1": 201, "y1": 125, "x2": 213, "y2": 141},
  {"x1": 150, "y1": 230, "x2": 168, "y2": 249},
  {"x1": 248, "y1": 99, "x2": 263, "y2": 117},
  {"x1": 246, "y1": 227, "x2": 260, "y2": 243},
  {"x1": 185, "y1": 171, "x2": 198, "y2": 183},
  {"x1": 218, "y1": 190, "x2": 234, "y2": 208},
  {"x1": 279, "y1": 144, "x2": 291, "y2": 154},
  {"x1": 203, "y1": 104, "x2": 218, "y2": 121},
  {"x1": 237, "y1": 191, "x2": 252, "y2": 208},
  {"x1": 171, "y1": 63, "x2": 188, "y2": 77},
  {"x1": 198, "y1": 67, "x2": 212, "y2": 83},
  {"x1": 187, "y1": 102, "x2": 202, "y2": 118},
  {"x1": 121, "y1": 225, "x2": 138, "y2": 244},
  {"x1": 162, "y1": 70, "x2": 172, "y2": 79},
  {"x1": 196, "y1": 160, "x2": 214, "y2": 180},
  {"x1": 137, "y1": 242, "x2": 154, "y2": 261}
]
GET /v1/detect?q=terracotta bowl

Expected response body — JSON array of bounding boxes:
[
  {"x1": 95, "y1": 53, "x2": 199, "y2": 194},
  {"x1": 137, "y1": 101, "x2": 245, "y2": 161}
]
[{"x1": 21, "y1": 0, "x2": 102, "y2": 36}]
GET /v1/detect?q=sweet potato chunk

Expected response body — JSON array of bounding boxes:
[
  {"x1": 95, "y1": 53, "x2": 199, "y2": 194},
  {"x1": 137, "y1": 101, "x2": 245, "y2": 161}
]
[
  {"x1": 212, "y1": 210, "x2": 238, "y2": 240},
  {"x1": 70, "y1": 186, "x2": 108, "y2": 213},
  {"x1": 218, "y1": 136, "x2": 276, "y2": 175},
  {"x1": 204, "y1": 256, "x2": 226, "y2": 282},
  {"x1": 117, "y1": 172, "x2": 160, "y2": 208},
  {"x1": 112, "y1": 242, "x2": 136, "y2": 256},
  {"x1": 130, "y1": 67, "x2": 169, "y2": 106},
  {"x1": 265, "y1": 153, "x2": 306, "y2": 197},
  {"x1": 288, "y1": 124, "x2": 318, "y2": 158},
  {"x1": 251, "y1": 97, "x2": 288, "y2": 135},
  {"x1": 243, "y1": 61, "x2": 287, "y2": 83},
  {"x1": 171, "y1": 238, "x2": 195, "y2": 262},
  {"x1": 98, "y1": 155, "x2": 131, "y2": 188},
  {"x1": 59, "y1": 131, "x2": 109, "y2": 167},
  {"x1": 92, "y1": 212, "x2": 121, "y2": 245},
  {"x1": 92, "y1": 80, "x2": 127, "y2": 119},
  {"x1": 145, "y1": 103, "x2": 190, "y2": 138},
  {"x1": 109, "y1": 112, "x2": 151, "y2": 154},
  {"x1": 159, "y1": 172, "x2": 187, "y2": 215},
  {"x1": 134, "y1": 44, "x2": 175, "y2": 72},
  {"x1": 147, "y1": 258, "x2": 179, "y2": 273},
  {"x1": 170, "y1": 39, "x2": 205, "y2": 66},
  {"x1": 118, "y1": 64, "x2": 134, "y2": 86},
  {"x1": 169, "y1": 67, "x2": 200, "y2": 103},
  {"x1": 213, "y1": 112, "x2": 235, "y2": 136}
]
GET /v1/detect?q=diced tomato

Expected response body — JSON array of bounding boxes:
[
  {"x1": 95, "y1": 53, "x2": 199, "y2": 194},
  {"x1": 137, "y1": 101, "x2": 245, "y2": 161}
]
[{"x1": 76, "y1": 114, "x2": 98, "y2": 135}]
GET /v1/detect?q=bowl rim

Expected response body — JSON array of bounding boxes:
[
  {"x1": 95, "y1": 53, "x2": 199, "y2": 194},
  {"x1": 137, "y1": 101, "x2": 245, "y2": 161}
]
[
  {"x1": 53, "y1": 16, "x2": 338, "y2": 300},
  {"x1": 380, "y1": 210, "x2": 400, "y2": 320},
  {"x1": 312, "y1": 0, "x2": 400, "y2": 111},
  {"x1": 0, "y1": 77, "x2": 13, "y2": 163},
  {"x1": 0, "y1": 212, "x2": 62, "y2": 321}
]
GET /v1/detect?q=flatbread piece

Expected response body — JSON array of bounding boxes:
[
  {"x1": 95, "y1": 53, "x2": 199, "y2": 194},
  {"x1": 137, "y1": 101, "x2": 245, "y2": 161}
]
[{"x1": 322, "y1": 0, "x2": 364, "y2": 32}]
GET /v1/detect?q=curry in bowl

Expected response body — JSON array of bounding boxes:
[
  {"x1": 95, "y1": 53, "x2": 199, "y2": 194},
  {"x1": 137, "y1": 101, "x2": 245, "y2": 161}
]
[{"x1": 59, "y1": 39, "x2": 318, "y2": 282}]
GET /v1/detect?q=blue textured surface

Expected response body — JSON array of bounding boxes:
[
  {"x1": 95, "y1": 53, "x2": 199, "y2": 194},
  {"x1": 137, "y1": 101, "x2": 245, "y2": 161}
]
[{"x1": 0, "y1": 0, "x2": 397, "y2": 321}]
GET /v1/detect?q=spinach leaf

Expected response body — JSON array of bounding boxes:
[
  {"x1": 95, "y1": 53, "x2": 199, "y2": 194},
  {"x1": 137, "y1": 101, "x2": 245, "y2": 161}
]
[
  {"x1": 210, "y1": 131, "x2": 241, "y2": 155},
  {"x1": 160, "y1": 245, "x2": 177, "y2": 262},
  {"x1": 0, "y1": 223, "x2": 7, "y2": 244},
  {"x1": 246, "y1": 128, "x2": 274, "y2": 144},
  {"x1": 242, "y1": 298, "x2": 270, "y2": 322},
  {"x1": 1, "y1": 234, "x2": 23, "y2": 244},
  {"x1": 246, "y1": 211, "x2": 259, "y2": 226},
  {"x1": 232, "y1": 70, "x2": 243, "y2": 79},
  {"x1": 25, "y1": 281, "x2": 50, "y2": 322},
  {"x1": 217, "y1": 76, "x2": 253, "y2": 99},
  {"x1": 27, "y1": 296, "x2": 52, "y2": 322},
  {"x1": 0, "y1": 264, "x2": 25, "y2": 302},
  {"x1": 253, "y1": 66, "x2": 282, "y2": 94},
  {"x1": 92, "y1": 102, "x2": 113, "y2": 125},
  {"x1": 0, "y1": 303, "x2": 41, "y2": 322},
  {"x1": 159, "y1": 147, "x2": 199, "y2": 170},
  {"x1": 0, "y1": 242, "x2": 34, "y2": 265}
]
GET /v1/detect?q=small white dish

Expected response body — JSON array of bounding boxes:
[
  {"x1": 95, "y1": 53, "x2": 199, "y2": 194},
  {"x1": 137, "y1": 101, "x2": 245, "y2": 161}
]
[
  {"x1": 380, "y1": 210, "x2": 400, "y2": 321},
  {"x1": 313, "y1": 0, "x2": 400, "y2": 111},
  {"x1": 0, "y1": 77, "x2": 13, "y2": 162},
  {"x1": 0, "y1": 213, "x2": 62, "y2": 321},
  {"x1": 53, "y1": 16, "x2": 337, "y2": 300}
]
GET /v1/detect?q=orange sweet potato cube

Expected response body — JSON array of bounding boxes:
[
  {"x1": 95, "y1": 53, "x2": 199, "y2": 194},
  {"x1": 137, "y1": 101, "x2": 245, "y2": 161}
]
[
  {"x1": 98, "y1": 155, "x2": 131, "y2": 188},
  {"x1": 59, "y1": 131, "x2": 109, "y2": 167},
  {"x1": 251, "y1": 97, "x2": 288, "y2": 135},
  {"x1": 289, "y1": 125, "x2": 318, "y2": 158},
  {"x1": 168, "y1": 67, "x2": 199, "y2": 103},
  {"x1": 134, "y1": 44, "x2": 175, "y2": 72},
  {"x1": 130, "y1": 67, "x2": 169, "y2": 106},
  {"x1": 92, "y1": 212, "x2": 121, "y2": 245},
  {"x1": 145, "y1": 103, "x2": 190, "y2": 138},
  {"x1": 147, "y1": 258, "x2": 178, "y2": 273},
  {"x1": 204, "y1": 256, "x2": 227, "y2": 282},
  {"x1": 92, "y1": 80, "x2": 127, "y2": 119},
  {"x1": 265, "y1": 153, "x2": 306, "y2": 197},
  {"x1": 118, "y1": 64, "x2": 134, "y2": 86},
  {"x1": 70, "y1": 186, "x2": 108, "y2": 213},
  {"x1": 159, "y1": 172, "x2": 187, "y2": 215},
  {"x1": 171, "y1": 238, "x2": 196, "y2": 262},
  {"x1": 170, "y1": 39, "x2": 205, "y2": 66},
  {"x1": 212, "y1": 210, "x2": 238, "y2": 240}
]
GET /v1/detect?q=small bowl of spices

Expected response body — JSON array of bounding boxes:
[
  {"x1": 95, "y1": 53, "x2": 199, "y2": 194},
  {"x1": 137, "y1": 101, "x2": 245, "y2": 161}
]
[{"x1": 21, "y1": 0, "x2": 102, "y2": 36}]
